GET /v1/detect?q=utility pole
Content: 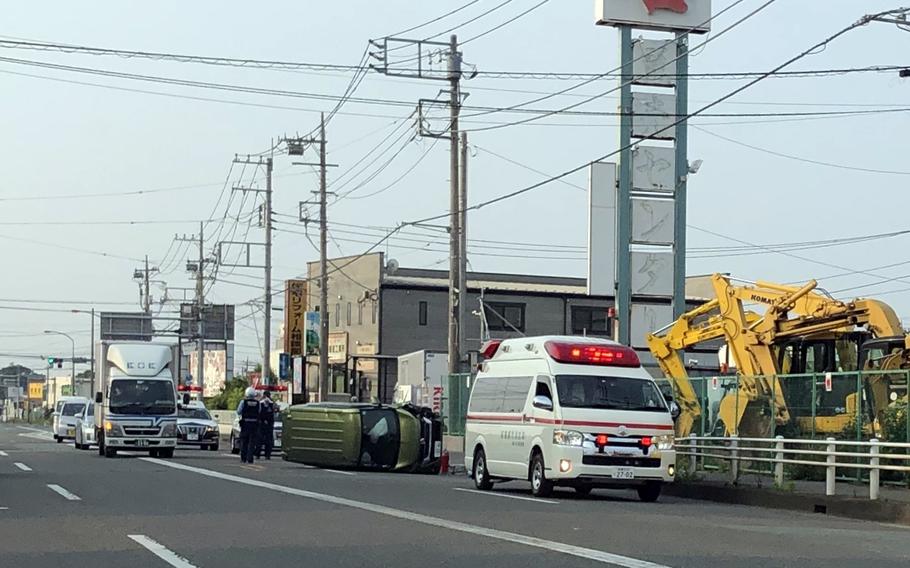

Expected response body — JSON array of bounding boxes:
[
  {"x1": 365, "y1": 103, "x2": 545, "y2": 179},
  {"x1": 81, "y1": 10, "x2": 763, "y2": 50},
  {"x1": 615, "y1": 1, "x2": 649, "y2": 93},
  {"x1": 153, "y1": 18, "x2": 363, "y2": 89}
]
[
  {"x1": 133, "y1": 256, "x2": 158, "y2": 314},
  {"x1": 90, "y1": 308, "x2": 95, "y2": 396},
  {"x1": 446, "y1": 34, "x2": 462, "y2": 376},
  {"x1": 196, "y1": 221, "x2": 205, "y2": 399},
  {"x1": 263, "y1": 157, "x2": 273, "y2": 386},
  {"x1": 458, "y1": 130, "x2": 468, "y2": 371},
  {"x1": 318, "y1": 115, "x2": 330, "y2": 401}
]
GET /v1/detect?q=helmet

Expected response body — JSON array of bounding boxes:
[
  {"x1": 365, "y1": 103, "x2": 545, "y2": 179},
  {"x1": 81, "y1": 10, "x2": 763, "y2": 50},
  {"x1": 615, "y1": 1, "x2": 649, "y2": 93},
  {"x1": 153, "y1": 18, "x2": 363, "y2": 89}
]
[{"x1": 244, "y1": 387, "x2": 257, "y2": 398}]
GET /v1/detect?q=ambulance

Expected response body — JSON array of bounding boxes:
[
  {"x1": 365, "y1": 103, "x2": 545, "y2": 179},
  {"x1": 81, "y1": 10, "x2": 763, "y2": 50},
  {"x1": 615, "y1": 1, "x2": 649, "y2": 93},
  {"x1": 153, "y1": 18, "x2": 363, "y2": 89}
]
[{"x1": 465, "y1": 336, "x2": 676, "y2": 501}]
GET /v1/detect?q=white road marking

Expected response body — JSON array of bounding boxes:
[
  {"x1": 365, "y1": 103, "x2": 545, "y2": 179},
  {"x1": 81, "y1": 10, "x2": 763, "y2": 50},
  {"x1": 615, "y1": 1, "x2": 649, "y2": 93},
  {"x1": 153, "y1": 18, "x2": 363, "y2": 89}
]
[
  {"x1": 16, "y1": 426, "x2": 49, "y2": 433},
  {"x1": 323, "y1": 468, "x2": 356, "y2": 476},
  {"x1": 47, "y1": 484, "x2": 81, "y2": 501},
  {"x1": 141, "y1": 457, "x2": 670, "y2": 568},
  {"x1": 0, "y1": 507, "x2": 8, "y2": 510},
  {"x1": 13, "y1": 462, "x2": 32, "y2": 472},
  {"x1": 0, "y1": 450, "x2": 8, "y2": 456},
  {"x1": 454, "y1": 487, "x2": 558, "y2": 505},
  {"x1": 128, "y1": 535, "x2": 198, "y2": 568}
]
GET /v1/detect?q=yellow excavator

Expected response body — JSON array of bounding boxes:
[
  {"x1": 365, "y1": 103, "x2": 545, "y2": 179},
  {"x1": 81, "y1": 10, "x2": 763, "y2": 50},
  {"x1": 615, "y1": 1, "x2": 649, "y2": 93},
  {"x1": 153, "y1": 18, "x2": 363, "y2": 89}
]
[{"x1": 647, "y1": 273, "x2": 910, "y2": 437}]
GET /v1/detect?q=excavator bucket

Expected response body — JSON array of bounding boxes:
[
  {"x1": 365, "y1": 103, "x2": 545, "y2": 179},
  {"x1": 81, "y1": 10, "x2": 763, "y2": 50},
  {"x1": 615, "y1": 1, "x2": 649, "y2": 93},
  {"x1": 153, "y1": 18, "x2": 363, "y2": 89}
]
[{"x1": 718, "y1": 392, "x2": 773, "y2": 437}]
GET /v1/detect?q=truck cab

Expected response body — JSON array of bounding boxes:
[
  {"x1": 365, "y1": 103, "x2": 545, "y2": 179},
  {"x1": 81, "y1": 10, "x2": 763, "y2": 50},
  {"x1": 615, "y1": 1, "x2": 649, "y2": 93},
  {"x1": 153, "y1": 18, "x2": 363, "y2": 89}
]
[{"x1": 94, "y1": 342, "x2": 181, "y2": 458}]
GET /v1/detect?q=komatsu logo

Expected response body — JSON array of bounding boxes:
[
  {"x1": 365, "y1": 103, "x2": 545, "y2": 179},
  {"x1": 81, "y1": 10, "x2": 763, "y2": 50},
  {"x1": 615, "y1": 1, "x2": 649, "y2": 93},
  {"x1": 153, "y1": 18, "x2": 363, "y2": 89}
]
[
  {"x1": 126, "y1": 362, "x2": 158, "y2": 370},
  {"x1": 642, "y1": 0, "x2": 689, "y2": 14},
  {"x1": 749, "y1": 293, "x2": 776, "y2": 305}
]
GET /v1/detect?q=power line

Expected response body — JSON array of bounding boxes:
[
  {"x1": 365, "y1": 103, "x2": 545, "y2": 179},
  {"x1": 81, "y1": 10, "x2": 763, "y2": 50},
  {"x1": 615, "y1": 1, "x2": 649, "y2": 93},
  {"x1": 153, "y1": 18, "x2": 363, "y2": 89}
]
[
  {"x1": 0, "y1": 233, "x2": 144, "y2": 262},
  {"x1": 388, "y1": 0, "x2": 482, "y2": 37},
  {"x1": 462, "y1": 0, "x2": 550, "y2": 44}
]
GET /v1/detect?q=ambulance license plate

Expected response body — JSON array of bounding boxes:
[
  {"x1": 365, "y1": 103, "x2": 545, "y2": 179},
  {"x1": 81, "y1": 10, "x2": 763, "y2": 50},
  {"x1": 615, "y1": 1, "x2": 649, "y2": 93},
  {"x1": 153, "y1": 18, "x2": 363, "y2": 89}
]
[{"x1": 614, "y1": 468, "x2": 635, "y2": 479}]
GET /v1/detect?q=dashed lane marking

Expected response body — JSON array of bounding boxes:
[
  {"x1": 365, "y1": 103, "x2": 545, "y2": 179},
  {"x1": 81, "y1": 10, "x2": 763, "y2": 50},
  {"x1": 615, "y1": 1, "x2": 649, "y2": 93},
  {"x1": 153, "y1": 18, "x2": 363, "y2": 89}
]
[
  {"x1": 140, "y1": 457, "x2": 671, "y2": 568},
  {"x1": 13, "y1": 462, "x2": 32, "y2": 472},
  {"x1": 454, "y1": 487, "x2": 559, "y2": 505},
  {"x1": 128, "y1": 535, "x2": 198, "y2": 568},
  {"x1": 47, "y1": 484, "x2": 82, "y2": 501}
]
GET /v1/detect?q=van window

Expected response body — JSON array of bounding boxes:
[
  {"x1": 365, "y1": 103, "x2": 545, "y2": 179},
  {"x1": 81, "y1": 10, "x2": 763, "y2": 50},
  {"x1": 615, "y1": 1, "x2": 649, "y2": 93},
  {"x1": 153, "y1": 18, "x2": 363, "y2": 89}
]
[
  {"x1": 555, "y1": 375, "x2": 666, "y2": 412},
  {"x1": 535, "y1": 380, "x2": 552, "y2": 400},
  {"x1": 469, "y1": 377, "x2": 532, "y2": 413},
  {"x1": 62, "y1": 403, "x2": 85, "y2": 417},
  {"x1": 502, "y1": 377, "x2": 532, "y2": 413}
]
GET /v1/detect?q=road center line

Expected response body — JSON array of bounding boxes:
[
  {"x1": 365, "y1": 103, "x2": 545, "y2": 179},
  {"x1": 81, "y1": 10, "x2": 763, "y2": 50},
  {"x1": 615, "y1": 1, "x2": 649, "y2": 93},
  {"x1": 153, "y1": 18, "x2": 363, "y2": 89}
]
[
  {"x1": 0, "y1": 450, "x2": 8, "y2": 456},
  {"x1": 454, "y1": 487, "x2": 558, "y2": 504},
  {"x1": 47, "y1": 484, "x2": 81, "y2": 501},
  {"x1": 13, "y1": 462, "x2": 32, "y2": 472},
  {"x1": 140, "y1": 457, "x2": 669, "y2": 568},
  {"x1": 128, "y1": 535, "x2": 198, "y2": 568},
  {"x1": 18, "y1": 432, "x2": 53, "y2": 441}
]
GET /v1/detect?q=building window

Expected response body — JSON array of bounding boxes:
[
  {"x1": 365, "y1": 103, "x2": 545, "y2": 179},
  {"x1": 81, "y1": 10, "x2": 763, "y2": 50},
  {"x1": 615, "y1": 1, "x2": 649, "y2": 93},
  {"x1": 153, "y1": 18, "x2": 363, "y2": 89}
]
[
  {"x1": 334, "y1": 303, "x2": 340, "y2": 327},
  {"x1": 571, "y1": 306, "x2": 611, "y2": 337},
  {"x1": 485, "y1": 302, "x2": 525, "y2": 332},
  {"x1": 418, "y1": 301, "x2": 428, "y2": 326},
  {"x1": 358, "y1": 302, "x2": 364, "y2": 326},
  {"x1": 346, "y1": 302, "x2": 352, "y2": 327},
  {"x1": 372, "y1": 301, "x2": 378, "y2": 324}
]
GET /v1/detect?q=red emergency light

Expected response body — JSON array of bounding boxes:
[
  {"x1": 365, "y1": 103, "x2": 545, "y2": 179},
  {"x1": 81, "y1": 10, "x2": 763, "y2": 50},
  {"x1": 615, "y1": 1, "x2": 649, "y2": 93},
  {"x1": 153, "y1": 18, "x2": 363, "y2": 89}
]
[
  {"x1": 177, "y1": 385, "x2": 203, "y2": 392},
  {"x1": 595, "y1": 434, "x2": 609, "y2": 446},
  {"x1": 480, "y1": 339, "x2": 503, "y2": 359},
  {"x1": 544, "y1": 341, "x2": 640, "y2": 367}
]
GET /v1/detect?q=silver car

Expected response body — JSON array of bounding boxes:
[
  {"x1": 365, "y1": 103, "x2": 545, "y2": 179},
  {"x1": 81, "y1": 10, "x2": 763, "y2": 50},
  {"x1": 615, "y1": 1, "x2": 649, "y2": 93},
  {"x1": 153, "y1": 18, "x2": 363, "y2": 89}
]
[
  {"x1": 53, "y1": 397, "x2": 89, "y2": 443},
  {"x1": 74, "y1": 403, "x2": 96, "y2": 450},
  {"x1": 177, "y1": 401, "x2": 220, "y2": 451}
]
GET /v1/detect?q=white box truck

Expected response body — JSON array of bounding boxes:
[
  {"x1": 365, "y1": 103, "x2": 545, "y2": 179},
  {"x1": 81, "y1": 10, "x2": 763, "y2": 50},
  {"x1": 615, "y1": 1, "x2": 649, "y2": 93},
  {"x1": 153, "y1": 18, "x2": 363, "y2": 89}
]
[
  {"x1": 396, "y1": 350, "x2": 448, "y2": 413},
  {"x1": 94, "y1": 341, "x2": 184, "y2": 458}
]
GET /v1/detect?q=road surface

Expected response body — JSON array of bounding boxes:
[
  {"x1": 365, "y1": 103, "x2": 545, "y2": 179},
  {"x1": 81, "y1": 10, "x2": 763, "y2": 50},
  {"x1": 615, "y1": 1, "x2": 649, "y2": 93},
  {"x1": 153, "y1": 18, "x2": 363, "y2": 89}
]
[{"x1": 1, "y1": 422, "x2": 907, "y2": 567}]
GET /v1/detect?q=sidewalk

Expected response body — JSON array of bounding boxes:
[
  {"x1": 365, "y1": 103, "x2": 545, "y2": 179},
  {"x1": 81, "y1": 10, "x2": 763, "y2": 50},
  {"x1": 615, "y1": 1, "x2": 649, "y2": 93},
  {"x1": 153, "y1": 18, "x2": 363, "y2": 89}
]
[{"x1": 667, "y1": 470, "x2": 910, "y2": 525}]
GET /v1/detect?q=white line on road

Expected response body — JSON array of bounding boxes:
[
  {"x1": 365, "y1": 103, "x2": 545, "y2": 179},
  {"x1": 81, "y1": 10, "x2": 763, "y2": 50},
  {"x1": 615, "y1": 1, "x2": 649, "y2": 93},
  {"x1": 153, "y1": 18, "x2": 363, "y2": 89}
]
[
  {"x1": 141, "y1": 457, "x2": 669, "y2": 568},
  {"x1": 47, "y1": 484, "x2": 81, "y2": 501},
  {"x1": 16, "y1": 426, "x2": 49, "y2": 433},
  {"x1": 128, "y1": 535, "x2": 197, "y2": 568},
  {"x1": 13, "y1": 462, "x2": 32, "y2": 472},
  {"x1": 323, "y1": 468, "x2": 356, "y2": 476},
  {"x1": 0, "y1": 450, "x2": 8, "y2": 456},
  {"x1": 454, "y1": 487, "x2": 558, "y2": 505}
]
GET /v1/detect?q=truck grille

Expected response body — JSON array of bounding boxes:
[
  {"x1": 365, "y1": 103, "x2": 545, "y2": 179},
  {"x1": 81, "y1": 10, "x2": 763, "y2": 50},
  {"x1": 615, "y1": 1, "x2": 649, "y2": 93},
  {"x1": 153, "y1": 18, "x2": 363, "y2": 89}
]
[
  {"x1": 582, "y1": 456, "x2": 661, "y2": 468},
  {"x1": 123, "y1": 427, "x2": 160, "y2": 436}
]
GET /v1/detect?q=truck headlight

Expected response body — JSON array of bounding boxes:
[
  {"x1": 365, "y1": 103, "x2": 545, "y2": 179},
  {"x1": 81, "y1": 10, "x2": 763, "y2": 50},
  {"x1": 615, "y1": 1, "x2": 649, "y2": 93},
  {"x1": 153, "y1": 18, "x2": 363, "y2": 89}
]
[
  {"x1": 553, "y1": 429, "x2": 584, "y2": 446},
  {"x1": 161, "y1": 422, "x2": 178, "y2": 437},
  {"x1": 653, "y1": 434, "x2": 675, "y2": 450},
  {"x1": 103, "y1": 421, "x2": 122, "y2": 436}
]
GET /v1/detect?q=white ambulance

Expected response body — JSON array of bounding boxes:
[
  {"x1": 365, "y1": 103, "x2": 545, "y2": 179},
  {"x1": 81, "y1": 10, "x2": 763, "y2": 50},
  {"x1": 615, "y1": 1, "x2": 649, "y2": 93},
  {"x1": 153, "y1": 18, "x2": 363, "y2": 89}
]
[{"x1": 465, "y1": 336, "x2": 676, "y2": 501}]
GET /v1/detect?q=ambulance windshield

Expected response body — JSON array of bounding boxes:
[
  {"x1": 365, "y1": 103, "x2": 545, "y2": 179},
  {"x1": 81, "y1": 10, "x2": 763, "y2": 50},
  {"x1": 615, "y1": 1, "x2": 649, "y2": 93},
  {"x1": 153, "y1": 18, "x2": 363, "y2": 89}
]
[{"x1": 555, "y1": 375, "x2": 666, "y2": 411}]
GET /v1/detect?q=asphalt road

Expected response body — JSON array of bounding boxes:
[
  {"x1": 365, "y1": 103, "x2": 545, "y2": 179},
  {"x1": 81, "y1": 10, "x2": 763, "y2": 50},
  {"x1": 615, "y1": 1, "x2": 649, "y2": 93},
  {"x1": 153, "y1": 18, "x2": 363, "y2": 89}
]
[{"x1": 1, "y1": 423, "x2": 908, "y2": 568}]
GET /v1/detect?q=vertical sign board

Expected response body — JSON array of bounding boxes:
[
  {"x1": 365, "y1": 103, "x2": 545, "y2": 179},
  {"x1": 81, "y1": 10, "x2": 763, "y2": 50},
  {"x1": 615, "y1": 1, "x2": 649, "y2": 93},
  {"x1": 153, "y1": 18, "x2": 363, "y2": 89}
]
[
  {"x1": 328, "y1": 332, "x2": 348, "y2": 364},
  {"x1": 305, "y1": 312, "x2": 320, "y2": 355},
  {"x1": 292, "y1": 356, "x2": 304, "y2": 395},
  {"x1": 587, "y1": 162, "x2": 618, "y2": 296},
  {"x1": 284, "y1": 280, "x2": 308, "y2": 356},
  {"x1": 595, "y1": 1, "x2": 713, "y2": 34}
]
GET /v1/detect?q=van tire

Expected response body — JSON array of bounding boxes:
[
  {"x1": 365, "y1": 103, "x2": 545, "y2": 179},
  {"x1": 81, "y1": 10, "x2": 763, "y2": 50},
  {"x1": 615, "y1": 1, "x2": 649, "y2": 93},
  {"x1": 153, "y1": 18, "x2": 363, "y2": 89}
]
[
  {"x1": 637, "y1": 482, "x2": 662, "y2": 503},
  {"x1": 530, "y1": 452, "x2": 553, "y2": 497},
  {"x1": 56, "y1": 436, "x2": 62, "y2": 444},
  {"x1": 473, "y1": 448, "x2": 494, "y2": 490}
]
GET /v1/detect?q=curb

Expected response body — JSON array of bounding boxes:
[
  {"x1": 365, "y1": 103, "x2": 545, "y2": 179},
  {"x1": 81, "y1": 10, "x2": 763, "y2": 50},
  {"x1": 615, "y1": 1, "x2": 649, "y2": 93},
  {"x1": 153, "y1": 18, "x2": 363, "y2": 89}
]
[{"x1": 665, "y1": 481, "x2": 910, "y2": 526}]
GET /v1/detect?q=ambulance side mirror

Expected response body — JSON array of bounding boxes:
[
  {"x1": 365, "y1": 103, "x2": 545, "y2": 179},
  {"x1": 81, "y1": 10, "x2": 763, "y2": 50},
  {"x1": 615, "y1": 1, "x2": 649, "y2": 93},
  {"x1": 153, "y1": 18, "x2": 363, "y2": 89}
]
[
  {"x1": 532, "y1": 395, "x2": 553, "y2": 412},
  {"x1": 669, "y1": 401, "x2": 680, "y2": 420}
]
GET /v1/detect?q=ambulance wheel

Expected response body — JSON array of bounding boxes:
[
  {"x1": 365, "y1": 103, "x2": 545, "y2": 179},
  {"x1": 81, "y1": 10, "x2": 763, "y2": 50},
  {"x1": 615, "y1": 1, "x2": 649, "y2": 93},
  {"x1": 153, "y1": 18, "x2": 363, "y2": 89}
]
[
  {"x1": 637, "y1": 482, "x2": 662, "y2": 503},
  {"x1": 473, "y1": 447, "x2": 493, "y2": 491},
  {"x1": 530, "y1": 452, "x2": 553, "y2": 497}
]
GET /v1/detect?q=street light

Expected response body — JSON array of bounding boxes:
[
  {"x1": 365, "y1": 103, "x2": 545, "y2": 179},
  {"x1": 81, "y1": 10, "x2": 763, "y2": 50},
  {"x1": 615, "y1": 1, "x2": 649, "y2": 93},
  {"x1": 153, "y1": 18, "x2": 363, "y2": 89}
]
[{"x1": 44, "y1": 330, "x2": 75, "y2": 395}]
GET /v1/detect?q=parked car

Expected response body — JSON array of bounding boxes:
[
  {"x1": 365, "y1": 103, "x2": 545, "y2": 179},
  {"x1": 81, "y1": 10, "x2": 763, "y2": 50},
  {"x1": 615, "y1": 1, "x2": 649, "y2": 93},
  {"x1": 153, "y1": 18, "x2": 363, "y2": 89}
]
[
  {"x1": 74, "y1": 402, "x2": 96, "y2": 450},
  {"x1": 177, "y1": 401, "x2": 220, "y2": 451},
  {"x1": 282, "y1": 402, "x2": 442, "y2": 473},
  {"x1": 230, "y1": 402, "x2": 286, "y2": 455},
  {"x1": 52, "y1": 396, "x2": 89, "y2": 443}
]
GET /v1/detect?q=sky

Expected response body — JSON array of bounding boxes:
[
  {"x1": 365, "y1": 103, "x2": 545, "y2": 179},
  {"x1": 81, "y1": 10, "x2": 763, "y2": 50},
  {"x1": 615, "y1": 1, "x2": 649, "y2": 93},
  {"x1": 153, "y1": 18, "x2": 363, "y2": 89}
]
[{"x1": 1, "y1": 0, "x2": 908, "y2": 374}]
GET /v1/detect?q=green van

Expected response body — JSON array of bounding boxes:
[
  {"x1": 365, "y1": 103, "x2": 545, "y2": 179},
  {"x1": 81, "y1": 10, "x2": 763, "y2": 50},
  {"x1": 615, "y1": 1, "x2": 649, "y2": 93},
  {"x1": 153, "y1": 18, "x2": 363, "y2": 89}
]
[{"x1": 282, "y1": 402, "x2": 442, "y2": 473}]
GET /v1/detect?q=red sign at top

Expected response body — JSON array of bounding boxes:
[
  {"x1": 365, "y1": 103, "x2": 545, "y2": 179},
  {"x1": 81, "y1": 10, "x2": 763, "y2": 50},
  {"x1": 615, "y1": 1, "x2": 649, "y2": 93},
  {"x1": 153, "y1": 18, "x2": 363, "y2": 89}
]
[{"x1": 642, "y1": 0, "x2": 688, "y2": 14}]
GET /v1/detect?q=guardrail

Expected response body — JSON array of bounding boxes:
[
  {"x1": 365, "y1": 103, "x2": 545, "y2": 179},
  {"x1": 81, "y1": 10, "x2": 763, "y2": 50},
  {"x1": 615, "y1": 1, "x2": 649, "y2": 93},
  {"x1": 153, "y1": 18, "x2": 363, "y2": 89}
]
[{"x1": 679, "y1": 436, "x2": 910, "y2": 500}]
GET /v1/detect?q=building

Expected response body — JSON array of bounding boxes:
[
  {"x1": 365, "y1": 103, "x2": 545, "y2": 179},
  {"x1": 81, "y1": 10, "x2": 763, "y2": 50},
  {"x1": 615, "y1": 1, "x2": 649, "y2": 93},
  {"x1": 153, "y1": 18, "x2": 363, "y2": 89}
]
[{"x1": 303, "y1": 253, "x2": 716, "y2": 402}]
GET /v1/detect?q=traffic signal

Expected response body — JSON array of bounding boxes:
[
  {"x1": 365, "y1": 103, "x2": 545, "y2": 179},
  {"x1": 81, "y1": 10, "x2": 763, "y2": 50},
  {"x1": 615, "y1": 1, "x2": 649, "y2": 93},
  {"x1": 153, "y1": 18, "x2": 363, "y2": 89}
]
[
  {"x1": 47, "y1": 357, "x2": 63, "y2": 368},
  {"x1": 47, "y1": 357, "x2": 54, "y2": 366},
  {"x1": 57, "y1": 358, "x2": 63, "y2": 369}
]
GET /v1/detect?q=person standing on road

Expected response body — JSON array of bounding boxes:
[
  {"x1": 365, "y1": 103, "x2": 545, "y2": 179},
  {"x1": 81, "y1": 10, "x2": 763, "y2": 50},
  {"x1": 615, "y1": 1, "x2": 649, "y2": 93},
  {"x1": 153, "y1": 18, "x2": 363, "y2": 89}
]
[
  {"x1": 256, "y1": 390, "x2": 276, "y2": 460},
  {"x1": 236, "y1": 387, "x2": 261, "y2": 464}
]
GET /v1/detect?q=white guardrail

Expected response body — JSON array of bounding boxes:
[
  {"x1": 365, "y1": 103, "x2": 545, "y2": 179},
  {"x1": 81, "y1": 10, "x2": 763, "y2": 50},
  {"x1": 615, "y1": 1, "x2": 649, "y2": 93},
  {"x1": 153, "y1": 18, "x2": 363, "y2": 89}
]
[{"x1": 679, "y1": 436, "x2": 910, "y2": 501}]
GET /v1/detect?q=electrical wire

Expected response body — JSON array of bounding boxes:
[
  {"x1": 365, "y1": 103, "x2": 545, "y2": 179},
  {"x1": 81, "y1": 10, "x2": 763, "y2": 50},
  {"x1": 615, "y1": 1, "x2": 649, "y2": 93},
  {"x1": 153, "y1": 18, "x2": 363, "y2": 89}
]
[
  {"x1": 387, "y1": 0, "x2": 483, "y2": 37},
  {"x1": 462, "y1": 0, "x2": 550, "y2": 45}
]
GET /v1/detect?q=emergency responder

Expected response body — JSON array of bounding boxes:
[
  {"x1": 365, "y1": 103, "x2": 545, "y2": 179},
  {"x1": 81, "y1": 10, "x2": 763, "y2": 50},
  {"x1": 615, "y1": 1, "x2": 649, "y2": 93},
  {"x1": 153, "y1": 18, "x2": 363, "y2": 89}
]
[
  {"x1": 256, "y1": 390, "x2": 276, "y2": 460},
  {"x1": 235, "y1": 387, "x2": 261, "y2": 464}
]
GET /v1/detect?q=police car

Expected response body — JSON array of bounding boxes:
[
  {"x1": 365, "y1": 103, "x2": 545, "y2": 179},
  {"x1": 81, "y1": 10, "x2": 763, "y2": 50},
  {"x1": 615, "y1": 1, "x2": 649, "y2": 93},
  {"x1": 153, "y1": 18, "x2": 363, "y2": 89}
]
[{"x1": 465, "y1": 336, "x2": 676, "y2": 501}]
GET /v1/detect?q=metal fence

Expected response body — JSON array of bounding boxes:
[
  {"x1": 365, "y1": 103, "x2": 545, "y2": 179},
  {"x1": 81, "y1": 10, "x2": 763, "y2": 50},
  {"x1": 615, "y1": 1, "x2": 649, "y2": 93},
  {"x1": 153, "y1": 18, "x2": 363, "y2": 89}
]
[
  {"x1": 656, "y1": 370, "x2": 910, "y2": 442},
  {"x1": 679, "y1": 435, "x2": 910, "y2": 500},
  {"x1": 442, "y1": 373, "x2": 473, "y2": 436}
]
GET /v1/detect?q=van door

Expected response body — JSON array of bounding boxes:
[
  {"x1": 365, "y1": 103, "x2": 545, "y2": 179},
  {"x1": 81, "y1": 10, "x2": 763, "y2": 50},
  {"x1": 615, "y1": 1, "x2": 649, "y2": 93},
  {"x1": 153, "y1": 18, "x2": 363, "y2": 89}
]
[
  {"x1": 528, "y1": 376, "x2": 556, "y2": 459},
  {"x1": 496, "y1": 376, "x2": 534, "y2": 478}
]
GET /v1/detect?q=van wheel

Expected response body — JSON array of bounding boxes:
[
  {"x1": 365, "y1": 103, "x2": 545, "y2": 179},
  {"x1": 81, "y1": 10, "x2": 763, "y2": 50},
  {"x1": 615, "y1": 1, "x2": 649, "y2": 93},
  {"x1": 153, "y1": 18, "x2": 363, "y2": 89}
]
[
  {"x1": 473, "y1": 448, "x2": 493, "y2": 490},
  {"x1": 56, "y1": 436, "x2": 62, "y2": 444},
  {"x1": 637, "y1": 482, "x2": 662, "y2": 503},
  {"x1": 530, "y1": 452, "x2": 553, "y2": 497}
]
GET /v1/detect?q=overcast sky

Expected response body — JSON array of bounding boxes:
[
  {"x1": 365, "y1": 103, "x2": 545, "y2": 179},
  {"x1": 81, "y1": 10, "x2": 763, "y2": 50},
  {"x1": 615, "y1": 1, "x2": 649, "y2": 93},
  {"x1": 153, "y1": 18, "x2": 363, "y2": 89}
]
[{"x1": 1, "y1": 0, "x2": 908, "y2": 373}]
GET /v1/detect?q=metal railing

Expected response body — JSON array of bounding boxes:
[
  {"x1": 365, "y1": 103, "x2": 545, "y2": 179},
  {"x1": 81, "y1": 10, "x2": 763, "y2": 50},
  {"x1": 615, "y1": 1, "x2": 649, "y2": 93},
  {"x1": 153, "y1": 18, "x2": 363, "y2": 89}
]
[{"x1": 679, "y1": 435, "x2": 910, "y2": 500}]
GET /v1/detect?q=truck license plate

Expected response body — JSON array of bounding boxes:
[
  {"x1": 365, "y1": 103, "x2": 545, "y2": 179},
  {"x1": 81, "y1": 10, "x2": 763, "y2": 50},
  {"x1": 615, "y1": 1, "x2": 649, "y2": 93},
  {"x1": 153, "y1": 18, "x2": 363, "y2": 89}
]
[
  {"x1": 614, "y1": 468, "x2": 635, "y2": 479},
  {"x1": 274, "y1": 439, "x2": 281, "y2": 447},
  {"x1": 136, "y1": 439, "x2": 149, "y2": 447}
]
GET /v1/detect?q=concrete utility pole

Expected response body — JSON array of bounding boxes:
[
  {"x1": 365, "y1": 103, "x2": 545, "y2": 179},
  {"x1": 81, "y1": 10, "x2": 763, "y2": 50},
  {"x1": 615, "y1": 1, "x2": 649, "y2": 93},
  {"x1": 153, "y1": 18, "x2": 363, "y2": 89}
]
[
  {"x1": 458, "y1": 130, "x2": 468, "y2": 370},
  {"x1": 134, "y1": 256, "x2": 158, "y2": 314},
  {"x1": 447, "y1": 34, "x2": 462, "y2": 376},
  {"x1": 196, "y1": 221, "x2": 205, "y2": 398},
  {"x1": 318, "y1": 114, "x2": 330, "y2": 401},
  {"x1": 263, "y1": 157, "x2": 273, "y2": 386}
]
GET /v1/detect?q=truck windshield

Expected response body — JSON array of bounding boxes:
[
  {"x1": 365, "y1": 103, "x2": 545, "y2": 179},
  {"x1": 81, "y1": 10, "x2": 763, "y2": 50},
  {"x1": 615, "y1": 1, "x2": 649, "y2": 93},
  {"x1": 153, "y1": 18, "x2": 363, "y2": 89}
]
[
  {"x1": 555, "y1": 375, "x2": 667, "y2": 412},
  {"x1": 62, "y1": 403, "x2": 85, "y2": 417},
  {"x1": 109, "y1": 380, "x2": 176, "y2": 415}
]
